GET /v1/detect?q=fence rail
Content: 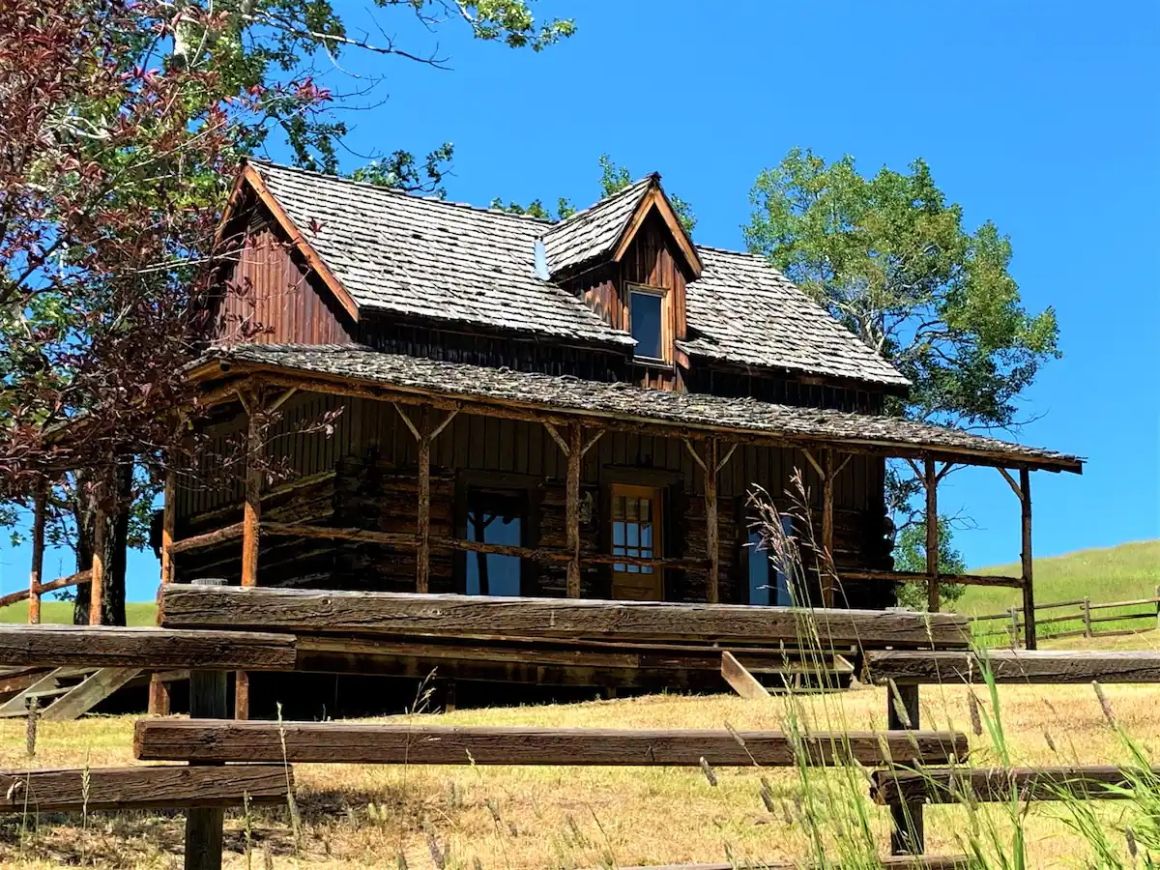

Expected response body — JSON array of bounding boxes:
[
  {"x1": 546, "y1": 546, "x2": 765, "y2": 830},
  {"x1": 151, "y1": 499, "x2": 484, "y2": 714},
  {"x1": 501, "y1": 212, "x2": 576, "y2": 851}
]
[{"x1": 968, "y1": 588, "x2": 1160, "y2": 647}]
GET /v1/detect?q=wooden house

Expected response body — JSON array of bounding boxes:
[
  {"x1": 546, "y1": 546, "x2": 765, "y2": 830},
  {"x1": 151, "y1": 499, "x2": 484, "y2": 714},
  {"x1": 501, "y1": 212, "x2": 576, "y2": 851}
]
[{"x1": 156, "y1": 161, "x2": 1081, "y2": 708}]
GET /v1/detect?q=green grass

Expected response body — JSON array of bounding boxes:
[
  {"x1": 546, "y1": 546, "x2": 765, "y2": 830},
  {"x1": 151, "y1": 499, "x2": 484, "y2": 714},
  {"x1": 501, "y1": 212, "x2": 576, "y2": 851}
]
[
  {"x1": 956, "y1": 539, "x2": 1160, "y2": 644},
  {"x1": 0, "y1": 599, "x2": 156, "y2": 626}
]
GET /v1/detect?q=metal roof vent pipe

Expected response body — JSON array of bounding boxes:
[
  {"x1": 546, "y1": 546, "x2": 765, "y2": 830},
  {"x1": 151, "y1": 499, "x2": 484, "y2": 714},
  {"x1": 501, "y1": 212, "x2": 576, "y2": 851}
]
[{"x1": 533, "y1": 238, "x2": 550, "y2": 281}]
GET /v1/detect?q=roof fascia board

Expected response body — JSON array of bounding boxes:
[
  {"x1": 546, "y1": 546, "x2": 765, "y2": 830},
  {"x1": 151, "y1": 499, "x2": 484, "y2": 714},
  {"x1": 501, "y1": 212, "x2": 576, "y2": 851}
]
[
  {"x1": 611, "y1": 186, "x2": 703, "y2": 278},
  {"x1": 233, "y1": 163, "x2": 360, "y2": 323}
]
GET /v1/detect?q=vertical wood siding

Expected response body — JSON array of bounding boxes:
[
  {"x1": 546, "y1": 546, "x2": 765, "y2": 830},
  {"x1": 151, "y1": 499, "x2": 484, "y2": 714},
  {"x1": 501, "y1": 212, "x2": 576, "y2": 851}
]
[{"x1": 210, "y1": 211, "x2": 355, "y2": 346}]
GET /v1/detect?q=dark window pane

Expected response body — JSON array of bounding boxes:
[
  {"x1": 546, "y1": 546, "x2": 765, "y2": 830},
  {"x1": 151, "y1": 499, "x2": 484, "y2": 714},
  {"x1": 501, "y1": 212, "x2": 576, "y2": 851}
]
[
  {"x1": 465, "y1": 494, "x2": 523, "y2": 597},
  {"x1": 747, "y1": 529, "x2": 771, "y2": 606},
  {"x1": 630, "y1": 291, "x2": 663, "y2": 359}
]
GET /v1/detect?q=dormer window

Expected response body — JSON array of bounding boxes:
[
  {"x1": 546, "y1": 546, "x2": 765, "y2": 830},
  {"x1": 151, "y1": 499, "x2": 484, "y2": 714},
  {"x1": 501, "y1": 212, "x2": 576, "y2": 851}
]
[{"x1": 629, "y1": 284, "x2": 667, "y2": 362}]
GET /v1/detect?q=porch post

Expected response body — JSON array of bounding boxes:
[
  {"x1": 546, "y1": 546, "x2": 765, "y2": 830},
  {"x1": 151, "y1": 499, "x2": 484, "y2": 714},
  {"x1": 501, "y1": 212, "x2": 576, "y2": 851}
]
[
  {"x1": 1020, "y1": 468, "x2": 1036, "y2": 650},
  {"x1": 705, "y1": 438, "x2": 720, "y2": 604},
  {"x1": 924, "y1": 457, "x2": 940, "y2": 612},
  {"x1": 149, "y1": 465, "x2": 178, "y2": 715},
  {"x1": 237, "y1": 388, "x2": 265, "y2": 720},
  {"x1": 565, "y1": 423, "x2": 583, "y2": 598},
  {"x1": 821, "y1": 448, "x2": 835, "y2": 607},
  {"x1": 89, "y1": 484, "x2": 106, "y2": 626},
  {"x1": 416, "y1": 406, "x2": 432, "y2": 594},
  {"x1": 28, "y1": 480, "x2": 46, "y2": 625}
]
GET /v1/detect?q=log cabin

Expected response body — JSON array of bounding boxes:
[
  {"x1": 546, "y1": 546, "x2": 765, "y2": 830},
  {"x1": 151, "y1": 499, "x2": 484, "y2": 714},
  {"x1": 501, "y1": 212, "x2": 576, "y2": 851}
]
[{"x1": 143, "y1": 160, "x2": 1080, "y2": 710}]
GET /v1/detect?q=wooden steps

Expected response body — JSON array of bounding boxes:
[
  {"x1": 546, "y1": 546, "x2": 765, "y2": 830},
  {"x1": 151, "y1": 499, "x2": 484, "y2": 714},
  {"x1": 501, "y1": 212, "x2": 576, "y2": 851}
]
[{"x1": 0, "y1": 666, "x2": 141, "y2": 721}]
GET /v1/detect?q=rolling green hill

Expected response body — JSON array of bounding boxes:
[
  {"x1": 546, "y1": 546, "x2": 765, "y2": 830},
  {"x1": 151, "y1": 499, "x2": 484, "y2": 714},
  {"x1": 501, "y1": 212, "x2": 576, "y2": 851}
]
[
  {"x1": 0, "y1": 600, "x2": 157, "y2": 626},
  {"x1": 956, "y1": 539, "x2": 1160, "y2": 616}
]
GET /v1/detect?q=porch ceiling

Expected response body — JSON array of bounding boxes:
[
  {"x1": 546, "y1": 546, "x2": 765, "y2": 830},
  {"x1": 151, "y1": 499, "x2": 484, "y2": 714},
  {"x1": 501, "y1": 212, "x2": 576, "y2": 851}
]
[{"x1": 189, "y1": 344, "x2": 1083, "y2": 474}]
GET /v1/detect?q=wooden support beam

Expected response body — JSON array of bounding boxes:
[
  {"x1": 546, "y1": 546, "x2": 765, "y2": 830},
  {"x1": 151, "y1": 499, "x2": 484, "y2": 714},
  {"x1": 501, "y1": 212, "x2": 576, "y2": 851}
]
[
  {"x1": 887, "y1": 682, "x2": 924, "y2": 856},
  {"x1": 866, "y1": 650, "x2": 1160, "y2": 685},
  {"x1": 565, "y1": 422, "x2": 583, "y2": 598},
  {"x1": 1020, "y1": 467, "x2": 1036, "y2": 650},
  {"x1": 28, "y1": 482, "x2": 46, "y2": 625},
  {"x1": 0, "y1": 625, "x2": 297, "y2": 670},
  {"x1": 801, "y1": 448, "x2": 824, "y2": 479},
  {"x1": 820, "y1": 449, "x2": 836, "y2": 606},
  {"x1": 152, "y1": 465, "x2": 178, "y2": 714},
  {"x1": 185, "y1": 577, "x2": 229, "y2": 870},
  {"x1": 240, "y1": 390, "x2": 264, "y2": 590},
  {"x1": 872, "y1": 765, "x2": 1160, "y2": 806},
  {"x1": 89, "y1": 483, "x2": 107, "y2": 627},
  {"x1": 135, "y1": 720, "x2": 967, "y2": 767},
  {"x1": 160, "y1": 586, "x2": 971, "y2": 648},
  {"x1": 266, "y1": 386, "x2": 298, "y2": 414},
  {"x1": 393, "y1": 402, "x2": 421, "y2": 440},
  {"x1": 997, "y1": 467, "x2": 1022, "y2": 499},
  {"x1": 716, "y1": 443, "x2": 739, "y2": 474},
  {"x1": 838, "y1": 569, "x2": 1023, "y2": 589},
  {"x1": 0, "y1": 765, "x2": 292, "y2": 814},
  {"x1": 581, "y1": 429, "x2": 604, "y2": 456},
  {"x1": 543, "y1": 420, "x2": 571, "y2": 457},
  {"x1": 720, "y1": 651, "x2": 770, "y2": 700},
  {"x1": 262, "y1": 522, "x2": 415, "y2": 548},
  {"x1": 416, "y1": 406, "x2": 432, "y2": 594},
  {"x1": 705, "y1": 438, "x2": 720, "y2": 604},
  {"x1": 682, "y1": 437, "x2": 707, "y2": 472},
  {"x1": 925, "y1": 456, "x2": 940, "y2": 613},
  {"x1": 169, "y1": 522, "x2": 246, "y2": 555},
  {"x1": 0, "y1": 571, "x2": 91, "y2": 610}
]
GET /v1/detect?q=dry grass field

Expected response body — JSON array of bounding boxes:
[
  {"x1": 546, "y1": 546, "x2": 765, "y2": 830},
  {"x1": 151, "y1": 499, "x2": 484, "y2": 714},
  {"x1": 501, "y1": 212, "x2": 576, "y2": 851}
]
[{"x1": 1, "y1": 638, "x2": 1157, "y2": 869}]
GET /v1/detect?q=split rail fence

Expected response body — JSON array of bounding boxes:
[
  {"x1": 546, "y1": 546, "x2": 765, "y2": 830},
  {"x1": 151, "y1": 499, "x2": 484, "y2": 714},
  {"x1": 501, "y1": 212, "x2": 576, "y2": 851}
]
[
  {"x1": 969, "y1": 588, "x2": 1160, "y2": 648},
  {"x1": 3, "y1": 586, "x2": 1158, "y2": 867}
]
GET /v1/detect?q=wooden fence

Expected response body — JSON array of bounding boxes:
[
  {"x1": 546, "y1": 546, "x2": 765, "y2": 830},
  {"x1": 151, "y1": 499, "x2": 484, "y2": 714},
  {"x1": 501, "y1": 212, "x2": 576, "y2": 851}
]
[{"x1": 969, "y1": 588, "x2": 1160, "y2": 647}]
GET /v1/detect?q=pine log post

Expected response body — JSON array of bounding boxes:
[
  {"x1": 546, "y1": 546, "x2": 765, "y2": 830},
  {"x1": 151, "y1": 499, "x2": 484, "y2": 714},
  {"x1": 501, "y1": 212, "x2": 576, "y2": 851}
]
[
  {"x1": 1019, "y1": 468, "x2": 1036, "y2": 650},
  {"x1": 565, "y1": 423, "x2": 583, "y2": 598},
  {"x1": 704, "y1": 438, "x2": 720, "y2": 603},
  {"x1": 1008, "y1": 607, "x2": 1020, "y2": 648},
  {"x1": 185, "y1": 578, "x2": 228, "y2": 870},
  {"x1": 236, "y1": 389, "x2": 266, "y2": 720},
  {"x1": 28, "y1": 482, "x2": 47, "y2": 625},
  {"x1": 924, "y1": 457, "x2": 940, "y2": 612},
  {"x1": 416, "y1": 406, "x2": 432, "y2": 593},
  {"x1": 820, "y1": 449, "x2": 836, "y2": 607},
  {"x1": 89, "y1": 482, "x2": 107, "y2": 627},
  {"x1": 150, "y1": 466, "x2": 178, "y2": 716},
  {"x1": 1082, "y1": 597, "x2": 1093, "y2": 638},
  {"x1": 887, "y1": 682, "x2": 924, "y2": 855}
]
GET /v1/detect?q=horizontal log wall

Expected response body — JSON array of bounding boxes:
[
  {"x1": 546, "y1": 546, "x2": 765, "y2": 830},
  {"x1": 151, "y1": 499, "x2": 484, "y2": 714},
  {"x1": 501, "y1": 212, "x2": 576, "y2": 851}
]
[{"x1": 174, "y1": 394, "x2": 893, "y2": 602}]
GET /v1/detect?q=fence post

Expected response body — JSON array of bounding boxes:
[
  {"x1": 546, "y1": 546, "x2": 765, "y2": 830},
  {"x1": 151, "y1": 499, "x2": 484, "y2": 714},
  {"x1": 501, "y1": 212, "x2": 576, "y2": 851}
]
[
  {"x1": 887, "y1": 682, "x2": 924, "y2": 855},
  {"x1": 1155, "y1": 585, "x2": 1159, "y2": 632},
  {"x1": 1082, "y1": 597, "x2": 1092, "y2": 638},
  {"x1": 184, "y1": 578, "x2": 228, "y2": 870},
  {"x1": 1008, "y1": 607, "x2": 1020, "y2": 648}
]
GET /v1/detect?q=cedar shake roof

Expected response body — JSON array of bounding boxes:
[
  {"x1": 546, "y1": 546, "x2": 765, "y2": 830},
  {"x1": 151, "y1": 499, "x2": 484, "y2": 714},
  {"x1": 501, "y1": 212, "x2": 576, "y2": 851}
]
[
  {"x1": 541, "y1": 176, "x2": 655, "y2": 274},
  {"x1": 244, "y1": 161, "x2": 910, "y2": 388},
  {"x1": 252, "y1": 162, "x2": 633, "y2": 348},
  {"x1": 196, "y1": 344, "x2": 1083, "y2": 473}
]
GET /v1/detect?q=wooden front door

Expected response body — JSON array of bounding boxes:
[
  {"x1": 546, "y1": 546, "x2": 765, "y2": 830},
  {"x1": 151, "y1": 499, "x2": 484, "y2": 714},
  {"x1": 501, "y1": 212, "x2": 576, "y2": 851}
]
[{"x1": 610, "y1": 484, "x2": 664, "y2": 601}]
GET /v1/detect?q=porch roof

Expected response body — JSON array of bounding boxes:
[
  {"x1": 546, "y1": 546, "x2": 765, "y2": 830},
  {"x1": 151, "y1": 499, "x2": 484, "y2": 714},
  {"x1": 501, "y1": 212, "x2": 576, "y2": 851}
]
[{"x1": 191, "y1": 344, "x2": 1083, "y2": 473}]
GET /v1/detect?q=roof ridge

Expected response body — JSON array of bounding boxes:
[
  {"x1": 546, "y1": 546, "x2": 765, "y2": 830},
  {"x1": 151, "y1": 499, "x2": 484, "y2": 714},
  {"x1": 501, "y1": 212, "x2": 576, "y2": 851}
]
[
  {"x1": 543, "y1": 174, "x2": 656, "y2": 233},
  {"x1": 249, "y1": 158, "x2": 554, "y2": 225}
]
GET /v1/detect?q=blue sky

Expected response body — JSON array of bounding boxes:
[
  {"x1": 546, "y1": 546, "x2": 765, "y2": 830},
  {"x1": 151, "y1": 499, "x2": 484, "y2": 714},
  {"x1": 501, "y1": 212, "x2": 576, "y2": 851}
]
[{"x1": 1, "y1": 0, "x2": 1157, "y2": 601}]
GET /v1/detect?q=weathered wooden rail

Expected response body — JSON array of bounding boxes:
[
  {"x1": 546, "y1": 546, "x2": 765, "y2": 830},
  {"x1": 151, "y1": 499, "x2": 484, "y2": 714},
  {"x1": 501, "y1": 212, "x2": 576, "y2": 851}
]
[
  {"x1": 866, "y1": 647, "x2": 1160, "y2": 856},
  {"x1": 969, "y1": 589, "x2": 1160, "y2": 647}
]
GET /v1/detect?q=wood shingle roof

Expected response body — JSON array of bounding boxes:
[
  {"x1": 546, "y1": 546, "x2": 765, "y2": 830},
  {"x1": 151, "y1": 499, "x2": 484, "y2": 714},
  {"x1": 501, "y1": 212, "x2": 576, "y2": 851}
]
[
  {"x1": 194, "y1": 344, "x2": 1082, "y2": 473},
  {"x1": 245, "y1": 162, "x2": 910, "y2": 388}
]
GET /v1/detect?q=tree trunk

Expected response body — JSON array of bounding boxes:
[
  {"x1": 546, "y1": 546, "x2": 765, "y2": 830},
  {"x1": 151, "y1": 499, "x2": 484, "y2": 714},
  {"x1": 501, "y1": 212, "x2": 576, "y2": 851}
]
[{"x1": 72, "y1": 462, "x2": 130, "y2": 626}]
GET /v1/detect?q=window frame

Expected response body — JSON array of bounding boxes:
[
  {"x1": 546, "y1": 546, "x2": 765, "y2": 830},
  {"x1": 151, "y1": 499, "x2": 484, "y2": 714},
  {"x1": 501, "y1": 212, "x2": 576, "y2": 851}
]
[
  {"x1": 461, "y1": 485, "x2": 528, "y2": 597},
  {"x1": 626, "y1": 283, "x2": 671, "y2": 364},
  {"x1": 745, "y1": 514, "x2": 794, "y2": 606}
]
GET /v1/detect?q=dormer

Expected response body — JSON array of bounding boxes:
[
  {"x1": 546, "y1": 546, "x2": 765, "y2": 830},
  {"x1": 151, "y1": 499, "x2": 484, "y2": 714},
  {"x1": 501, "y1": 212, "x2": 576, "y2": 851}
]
[{"x1": 543, "y1": 175, "x2": 701, "y2": 389}]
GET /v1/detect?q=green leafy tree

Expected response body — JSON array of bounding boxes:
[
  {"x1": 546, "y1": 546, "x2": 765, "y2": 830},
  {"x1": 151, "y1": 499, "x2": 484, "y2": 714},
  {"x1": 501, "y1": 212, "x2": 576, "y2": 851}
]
[
  {"x1": 892, "y1": 517, "x2": 967, "y2": 609},
  {"x1": 0, "y1": 0, "x2": 575, "y2": 623},
  {"x1": 745, "y1": 148, "x2": 1060, "y2": 571}
]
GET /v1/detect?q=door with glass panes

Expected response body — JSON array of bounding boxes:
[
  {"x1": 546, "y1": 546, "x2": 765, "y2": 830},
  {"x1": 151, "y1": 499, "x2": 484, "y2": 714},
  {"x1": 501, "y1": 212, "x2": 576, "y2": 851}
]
[{"x1": 610, "y1": 484, "x2": 664, "y2": 600}]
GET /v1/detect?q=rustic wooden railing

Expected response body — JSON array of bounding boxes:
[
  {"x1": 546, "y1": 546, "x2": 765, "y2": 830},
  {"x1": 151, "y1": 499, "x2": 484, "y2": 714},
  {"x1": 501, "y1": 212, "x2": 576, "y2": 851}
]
[{"x1": 969, "y1": 589, "x2": 1160, "y2": 647}]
